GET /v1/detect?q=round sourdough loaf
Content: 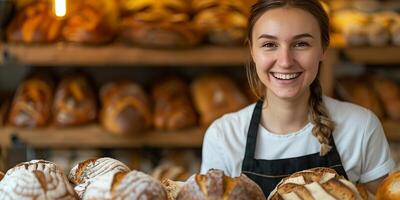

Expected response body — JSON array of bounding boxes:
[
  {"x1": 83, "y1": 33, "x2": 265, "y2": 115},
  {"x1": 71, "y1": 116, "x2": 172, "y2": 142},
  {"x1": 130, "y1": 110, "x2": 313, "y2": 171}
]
[
  {"x1": 176, "y1": 169, "x2": 266, "y2": 200},
  {"x1": 376, "y1": 171, "x2": 400, "y2": 200},
  {"x1": 268, "y1": 167, "x2": 368, "y2": 200}
]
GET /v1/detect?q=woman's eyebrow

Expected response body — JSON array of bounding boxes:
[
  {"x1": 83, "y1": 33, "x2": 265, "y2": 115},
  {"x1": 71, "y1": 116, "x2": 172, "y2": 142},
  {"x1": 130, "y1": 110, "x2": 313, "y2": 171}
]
[{"x1": 257, "y1": 33, "x2": 314, "y2": 40}]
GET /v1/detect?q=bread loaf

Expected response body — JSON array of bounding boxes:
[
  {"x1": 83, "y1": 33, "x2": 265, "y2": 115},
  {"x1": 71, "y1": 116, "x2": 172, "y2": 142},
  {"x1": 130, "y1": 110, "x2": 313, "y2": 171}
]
[
  {"x1": 192, "y1": 0, "x2": 249, "y2": 45},
  {"x1": 331, "y1": 10, "x2": 370, "y2": 46},
  {"x1": 9, "y1": 74, "x2": 53, "y2": 127},
  {"x1": 119, "y1": 0, "x2": 200, "y2": 48},
  {"x1": 62, "y1": 0, "x2": 118, "y2": 44},
  {"x1": 6, "y1": 1, "x2": 63, "y2": 43},
  {"x1": 177, "y1": 169, "x2": 266, "y2": 200},
  {"x1": 152, "y1": 77, "x2": 197, "y2": 131},
  {"x1": 82, "y1": 170, "x2": 168, "y2": 200},
  {"x1": 100, "y1": 81, "x2": 152, "y2": 135},
  {"x1": 376, "y1": 171, "x2": 400, "y2": 200},
  {"x1": 53, "y1": 74, "x2": 97, "y2": 126},
  {"x1": 191, "y1": 75, "x2": 248, "y2": 126},
  {"x1": 369, "y1": 76, "x2": 400, "y2": 121},
  {"x1": 268, "y1": 167, "x2": 368, "y2": 200},
  {"x1": 152, "y1": 163, "x2": 189, "y2": 182},
  {"x1": 0, "y1": 160, "x2": 78, "y2": 200}
]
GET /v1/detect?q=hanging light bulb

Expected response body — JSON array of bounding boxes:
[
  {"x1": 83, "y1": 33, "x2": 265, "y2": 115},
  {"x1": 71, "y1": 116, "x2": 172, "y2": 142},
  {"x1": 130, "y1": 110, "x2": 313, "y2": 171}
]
[{"x1": 54, "y1": 0, "x2": 67, "y2": 18}]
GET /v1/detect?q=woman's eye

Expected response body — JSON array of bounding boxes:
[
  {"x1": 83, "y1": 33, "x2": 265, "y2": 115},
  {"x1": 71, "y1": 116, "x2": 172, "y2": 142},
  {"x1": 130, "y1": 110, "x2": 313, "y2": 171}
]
[
  {"x1": 262, "y1": 42, "x2": 277, "y2": 48},
  {"x1": 294, "y1": 41, "x2": 309, "y2": 48}
]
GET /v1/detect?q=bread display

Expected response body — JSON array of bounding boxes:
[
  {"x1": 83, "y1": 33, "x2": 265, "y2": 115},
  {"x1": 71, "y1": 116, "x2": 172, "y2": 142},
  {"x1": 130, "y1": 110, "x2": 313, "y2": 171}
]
[
  {"x1": 8, "y1": 74, "x2": 53, "y2": 127},
  {"x1": 268, "y1": 167, "x2": 368, "y2": 200},
  {"x1": 100, "y1": 81, "x2": 152, "y2": 135},
  {"x1": 82, "y1": 170, "x2": 168, "y2": 200},
  {"x1": 6, "y1": 1, "x2": 63, "y2": 44},
  {"x1": 53, "y1": 74, "x2": 97, "y2": 126},
  {"x1": 369, "y1": 76, "x2": 400, "y2": 121},
  {"x1": 338, "y1": 77, "x2": 384, "y2": 119},
  {"x1": 191, "y1": 75, "x2": 248, "y2": 126},
  {"x1": 0, "y1": 160, "x2": 78, "y2": 200},
  {"x1": 62, "y1": 0, "x2": 118, "y2": 44},
  {"x1": 376, "y1": 171, "x2": 400, "y2": 200},
  {"x1": 192, "y1": 0, "x2": 249, "y2": 45},
  {"x1": 119, "y1": 0, "x2": 200, "y2": 48},
  {"x1": 176, "y1": 168, "x2": 266, "y2": 200},
  {"x1": 152, "y1": 77, "x2": 197, "y2": 131},
  {"x1": 331, "y1": 10, "x2": 370, "y2": 46}
]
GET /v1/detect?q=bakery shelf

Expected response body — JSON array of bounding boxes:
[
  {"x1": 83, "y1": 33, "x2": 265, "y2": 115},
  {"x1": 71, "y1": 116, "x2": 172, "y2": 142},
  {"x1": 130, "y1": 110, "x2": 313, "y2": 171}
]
[
  {"x1": 0, "y1": 125, "x2": 206, "y2": 148},
  {"x1": 0, "y1": 43, "x2": 249, "y2": 66},
  {"x1": 343, "y1": 46, "x2": 400, "y2": 64}
]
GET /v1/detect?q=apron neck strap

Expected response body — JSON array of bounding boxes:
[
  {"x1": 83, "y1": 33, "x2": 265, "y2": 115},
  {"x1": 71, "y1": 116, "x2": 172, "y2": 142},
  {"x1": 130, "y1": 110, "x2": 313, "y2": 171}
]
[{"x1": 243, "y1": 99, "x2": 264, "y2": 159}]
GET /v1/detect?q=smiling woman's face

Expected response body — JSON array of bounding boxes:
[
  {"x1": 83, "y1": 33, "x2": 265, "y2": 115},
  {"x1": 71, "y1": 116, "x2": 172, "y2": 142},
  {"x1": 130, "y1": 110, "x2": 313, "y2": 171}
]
[{"x1": 251, "y1": 7, "x2": 324, "y2": 100}]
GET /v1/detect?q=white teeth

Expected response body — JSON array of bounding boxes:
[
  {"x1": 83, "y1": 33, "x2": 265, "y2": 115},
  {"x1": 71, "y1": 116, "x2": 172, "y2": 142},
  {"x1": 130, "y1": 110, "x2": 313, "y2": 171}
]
[{"x1": 272, "y1": 72, "x2": 301, "y2": 80}]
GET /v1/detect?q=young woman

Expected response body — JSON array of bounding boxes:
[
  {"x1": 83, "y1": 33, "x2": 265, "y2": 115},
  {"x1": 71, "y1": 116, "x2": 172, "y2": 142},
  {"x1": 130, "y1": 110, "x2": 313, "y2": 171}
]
[{"x1": 200, "y1": 0, "x2": 394, "y2": 197}]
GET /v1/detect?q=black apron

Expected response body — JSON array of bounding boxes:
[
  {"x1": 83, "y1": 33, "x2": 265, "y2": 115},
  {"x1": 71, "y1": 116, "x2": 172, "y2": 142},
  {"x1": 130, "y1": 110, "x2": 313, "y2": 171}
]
[{"x1": 241, "y1": 100, "x2": 348, "y2": 197}]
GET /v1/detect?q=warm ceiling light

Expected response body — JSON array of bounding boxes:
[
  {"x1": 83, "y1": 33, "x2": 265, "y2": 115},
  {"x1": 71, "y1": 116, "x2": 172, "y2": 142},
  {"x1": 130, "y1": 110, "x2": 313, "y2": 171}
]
[{"x1": 54, "y1": 0, "x2": 66, "y2": 17}]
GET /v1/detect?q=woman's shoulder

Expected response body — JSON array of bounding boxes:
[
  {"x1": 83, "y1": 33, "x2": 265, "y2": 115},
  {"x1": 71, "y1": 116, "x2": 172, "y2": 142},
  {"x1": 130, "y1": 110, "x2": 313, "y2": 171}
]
[{"x1": 213, "y1": 102, "x2": 256, "y2": 127}]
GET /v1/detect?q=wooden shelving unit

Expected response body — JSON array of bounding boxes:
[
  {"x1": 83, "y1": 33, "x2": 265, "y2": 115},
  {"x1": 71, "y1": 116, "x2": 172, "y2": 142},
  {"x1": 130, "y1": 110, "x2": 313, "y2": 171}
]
[{"x1": 0, "y1": 125, "x2": 206, "y2": 148}]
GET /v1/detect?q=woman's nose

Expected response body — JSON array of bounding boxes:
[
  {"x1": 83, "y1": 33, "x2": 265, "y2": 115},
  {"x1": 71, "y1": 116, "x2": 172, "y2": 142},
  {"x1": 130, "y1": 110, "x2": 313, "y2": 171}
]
[{"x1": 276, "y1": 47, "x2": 294, "y2": 68}]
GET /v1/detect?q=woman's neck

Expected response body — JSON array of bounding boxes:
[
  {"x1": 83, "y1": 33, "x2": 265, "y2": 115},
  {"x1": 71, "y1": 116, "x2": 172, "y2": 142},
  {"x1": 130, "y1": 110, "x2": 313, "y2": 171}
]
[{"x1": 261, "y1": 90, "x2": 310, "y2": 135}]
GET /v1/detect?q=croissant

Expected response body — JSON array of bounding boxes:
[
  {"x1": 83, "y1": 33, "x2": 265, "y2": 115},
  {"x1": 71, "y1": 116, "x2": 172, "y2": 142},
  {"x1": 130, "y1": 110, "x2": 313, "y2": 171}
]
[
  {"x1": 9, "y1": 74, "x2": 53, "y2": 127},
  {"x1": 100, "y1": 81, "x2": 152, "y2": 135},
  {"x1": 6, "y1": 1, "x2": 63, "y2": 44},
  {"x1": 53, "y1": 74, "x2": 97, "y2": 126},
  {"x1": 152, "y1": 77, "x2": 197, "y2": 130},
  {"x1": 119, "y1": 0, "x2": 200, "y2": 48}
]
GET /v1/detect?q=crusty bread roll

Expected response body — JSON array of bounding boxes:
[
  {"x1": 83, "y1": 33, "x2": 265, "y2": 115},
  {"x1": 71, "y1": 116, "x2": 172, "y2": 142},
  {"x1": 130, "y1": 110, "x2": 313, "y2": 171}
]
[
  {"x1": 152, "y1": 163, "x2": 189, "y2": 182},
  {"x1": 177, "y1": 169, "x2": 266, "y2": 200},
  {"x1": 192, "y1": 0, "x2": 249, "y2": 45},
  {"x1": 366, "y1": 22, "x2": 390, "y2": 47},
  {"x1": 100, "y1": 81, "x2": 152, "y2": 135},
  {"x1": 161, "y1": 178, "x2": 184, "y2": 200},
  {"x1": 152, "y1": 77, "x2": 197, "y2": 131},
  {"x1": 119, "y1": 0, "x2": 200, "y2": 48},
  {"x1": 6, "y1": 1, "x2": 63, "y2": 44},
  {"x1": 0, "y1": 160, "x2": 78, "y2": 200},
  {"x1": 62, "y1": 0, "x2": 118, "y2": 44},
  {"x1": 331, "y1": 10, "x2": 370, "y2": 46},
  {"x1": 9, "y1": 74, "x2": 53, "y2": 127},
  {"x1": 369, "y1": 76, "x2": 400, "y2": 121},
  {"x1": 338, "y1": 77, "x2": 384, "y2": 119},
  {"x1": 53, "y1": 74, "x2": 97, "y2": 126},
  {"x1": 68, "y1": 157, "x2": 131, "y2": 198},
  {"x1": 82, "y1": 170, "x2": 168, "y2": 200},
  {"x1": 376, "y1": 171, "x2": 400, "y2": 200},
  {"x1": 191, "y1": 75, "x2": 248, "y2": 126},
  {"x1": 268, "y1": 167, "x2": 368, "y2": 200}
]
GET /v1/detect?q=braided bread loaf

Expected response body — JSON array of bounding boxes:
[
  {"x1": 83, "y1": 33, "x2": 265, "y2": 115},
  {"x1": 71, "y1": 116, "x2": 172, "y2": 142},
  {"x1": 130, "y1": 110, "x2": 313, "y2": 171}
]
[{"x1": 268, "y1": 167, "x2": 368, "y2": 200}]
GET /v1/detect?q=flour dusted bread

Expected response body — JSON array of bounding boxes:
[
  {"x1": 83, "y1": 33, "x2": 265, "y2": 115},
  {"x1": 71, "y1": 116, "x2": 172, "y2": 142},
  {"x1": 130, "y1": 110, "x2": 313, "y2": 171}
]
[
  {"x1": 9, "y1": 74, "x2": 53, "y2": 127},
  {"x1": 191, "y1": 75, "x2": 248, "y2": 126},
  {"x1": 192, "y1": 0, "x2": 249, "y2": 45},
  {"x1": 119, "y1": 0, "x2": 200, "y2": 48},
  {"x1": 152, "y1": 77, "x2": 197, "y2": 131},
  {"x1": 82, "y1": 170, "x2": 168, "y2": 200},
  {"x1": 53, "y1": 73, "x2": 97, "y2": 126},
  {"x1": 376, "y1": 171, "x2": 400, "y2": 200},
  {"x1": 176, "y1": 169, "x2": 266, "y2": 200},
  {"x1": 6, "y1": 1, "x2": 63, "y2": 44},
  {"x1": 0, "y1": 160, "x2": 78, "y2": 200},
  {"x1": 268, "y1": 167, "x2": 368, "y2": 200},
  {"x1": 100, "y1": 81, "x2": 152, "y2": 135}
]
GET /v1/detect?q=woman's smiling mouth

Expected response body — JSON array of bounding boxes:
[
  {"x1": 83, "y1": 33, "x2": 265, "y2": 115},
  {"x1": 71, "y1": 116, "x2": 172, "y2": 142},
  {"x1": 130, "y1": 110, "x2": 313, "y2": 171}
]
[{"x1": 270, "y1": 72, "x2": 302, "y2": 80}]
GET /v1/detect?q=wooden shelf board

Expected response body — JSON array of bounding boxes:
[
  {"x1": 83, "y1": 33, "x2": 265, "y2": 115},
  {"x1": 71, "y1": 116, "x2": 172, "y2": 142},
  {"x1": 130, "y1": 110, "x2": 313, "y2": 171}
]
[
  {"x1": 0, "y1": 43, "x2": 249, "y2": 66},
  {"x1": 343, "y1": 46, "x2": 400, "y2": 64},
  {"x1": 0, "y1": 125, "x2": 205, "y2": 148}
]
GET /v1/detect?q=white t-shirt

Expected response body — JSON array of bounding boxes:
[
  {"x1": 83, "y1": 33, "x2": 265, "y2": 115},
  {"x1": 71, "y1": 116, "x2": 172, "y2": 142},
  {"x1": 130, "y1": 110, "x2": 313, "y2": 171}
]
[{"x1": 200, "y1": 96, "x2": 395, "y2": 183}]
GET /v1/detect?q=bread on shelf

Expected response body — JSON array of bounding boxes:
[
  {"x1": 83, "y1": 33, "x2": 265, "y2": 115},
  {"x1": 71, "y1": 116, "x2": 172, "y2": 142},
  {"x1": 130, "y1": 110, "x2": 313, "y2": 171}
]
[
  {"x1": 9, "y1": 74, "x2": 54, "y2": 127},
  {"x1": 53, "y1": 73, "x2": 97, "y2": 126},
  {"x1": 191, "y1": 75, "x2": 248, "y2": 126},
  {"x1": 152, "y1": 77, "x2": 197, "y2": 131},
  {"x1": 119, "y1": 0, "x2": 200, "y2": 48},
  {"x1": 100, "y1": 80, "x2": 152, "y2": 135},
  {"x1": 369, "y1": 75, "x2": 400, "y2": 121}
]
